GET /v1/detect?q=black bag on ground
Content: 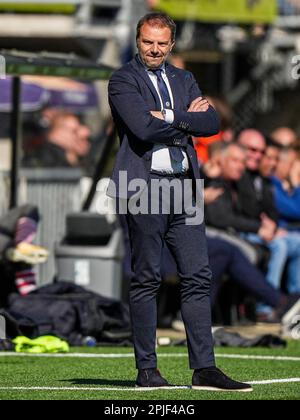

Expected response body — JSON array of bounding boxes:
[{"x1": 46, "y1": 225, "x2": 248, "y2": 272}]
[{"x1": 5, "y1": 282, "x2": 131, "y2": 345}]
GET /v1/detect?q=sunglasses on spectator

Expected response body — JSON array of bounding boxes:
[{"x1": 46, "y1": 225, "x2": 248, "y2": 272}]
[{"x1": 246, "y1": 146, "x2": 266, "y2": 155}]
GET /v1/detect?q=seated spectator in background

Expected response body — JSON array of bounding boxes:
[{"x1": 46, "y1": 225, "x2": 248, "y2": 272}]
[
  {"x1": 237, "y1": 130, "x2": 300, "y2": 318},
  {"x1": 238, "y1": 129, "x2": 278, "y2": 224},
  {"x1": 204, "y1": 142, "x2": 266, "y2": 235},
  {"x1": 271, "y1": 147, "x2": 300, "y2": 231},
  {"x1": 237, "y1": 130, "x2": 279, "y2": 237},
  {"x1": 0, "y1": 205, "x2": 48, "y2": 304},
  {"x1": 259, "y1": 139, "x2": 281, "y2": 179},
  {"x1": 23, "y1": 112, "x2": 91, "y2": 168},
  {"x1": 270, "y1": 127, "x2": 298, "y2": 148},
  {"x1": 203, "y1": 181, "x2": 299, "y2": 321},
  {"x1": 204, "y1": 138, "x2": 300, "y2": 320},
  {"x1": 194, "y1": 96, "x2": 234, "y2": 164}
]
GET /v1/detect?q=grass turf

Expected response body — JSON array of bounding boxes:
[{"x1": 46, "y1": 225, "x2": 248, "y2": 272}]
[{"x1": 0, "y1": 342, "x2": 300, "y2": 400}]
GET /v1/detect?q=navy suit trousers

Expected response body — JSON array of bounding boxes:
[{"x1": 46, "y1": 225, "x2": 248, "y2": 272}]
[{"x1": 124, "y1": 173, "x2": 215, "y2": 370}]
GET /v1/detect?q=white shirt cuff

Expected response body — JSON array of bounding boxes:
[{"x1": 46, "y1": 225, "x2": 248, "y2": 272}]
[{"x1": 164, "y1": 109, "x2": 174, "y2": 124}]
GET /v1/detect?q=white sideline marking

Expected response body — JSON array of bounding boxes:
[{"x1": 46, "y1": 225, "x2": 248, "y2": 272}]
[
  {"x1": 1, "y1": 352, "x2": 300, "y2": 362},
  {"x1": 0, "y1": 378, "x2": 300, "y2": 392},
  {"x1": 0, "y1": 386, "x2": 189, "y2": 392},
  {"x1": 248, "y1": 378, "x2": 300, "y2": 385},
  {"x1": 216, "y1": 354, "x2": 300, "y2": 362}
]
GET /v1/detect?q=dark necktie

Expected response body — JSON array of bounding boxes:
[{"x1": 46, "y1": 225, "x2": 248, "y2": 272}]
[{"x1": 152, "y1": 69, "x2": 184, "y2": 163}]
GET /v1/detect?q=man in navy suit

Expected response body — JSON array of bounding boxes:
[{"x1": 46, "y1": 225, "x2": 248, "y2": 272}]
[{"x1": 108, "y1": 12, "x2": 252, "y2": 392}]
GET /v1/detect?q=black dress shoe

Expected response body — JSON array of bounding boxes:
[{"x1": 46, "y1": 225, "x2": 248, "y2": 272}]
[
  {"x1": 136, "y1": 369, "x2": 170, "y2": 388},
  {"x1": 192, "y1": 367, "x2": 253, "y2": 392}
]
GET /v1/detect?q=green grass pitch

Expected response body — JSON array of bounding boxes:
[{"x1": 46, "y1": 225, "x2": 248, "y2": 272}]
[{"x1": 0, "y1": 342, "x2": 300, "y2": 400}]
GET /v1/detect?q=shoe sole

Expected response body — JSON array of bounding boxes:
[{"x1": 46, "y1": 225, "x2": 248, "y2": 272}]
[
  {"x1": 135, "y1": 385, "x2": 173, "y2": 390},
  {"x1": 192, "y1": 385, "x2": 253, "y2": 392},
  {"x1": 282, "y1": 298, "x2": 300, "y2": 326}
]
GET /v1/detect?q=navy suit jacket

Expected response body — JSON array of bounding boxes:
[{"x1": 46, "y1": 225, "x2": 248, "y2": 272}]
[{"x1": 107, "y1": 55, "x2": 220, "y2": 199}]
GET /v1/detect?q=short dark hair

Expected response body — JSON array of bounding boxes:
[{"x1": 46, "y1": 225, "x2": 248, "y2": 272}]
[
  {"x1": 265, "y1": 136, "x2": 283, "y2": 150},
  {"x1": 136, "y1": 12, "x2": 176, "y2": 42}
]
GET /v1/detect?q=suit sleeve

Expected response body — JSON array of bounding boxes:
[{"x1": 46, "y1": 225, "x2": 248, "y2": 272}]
[
  {"x1": 172, "y1": 72, "x2": 221, "y2": 137},
  {"x1": 108, "y1": 71, "x2": 188, "y2": 147}
]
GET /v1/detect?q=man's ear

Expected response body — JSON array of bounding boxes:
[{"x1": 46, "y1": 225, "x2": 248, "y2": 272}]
[{"x1": 170, "y1": 41, "x2": 175, "y2": 52}]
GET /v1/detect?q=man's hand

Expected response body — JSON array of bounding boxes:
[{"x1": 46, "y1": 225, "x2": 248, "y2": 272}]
[
  {"x1": 188, "y1": 97, "x2": 210, "y2": 113},
  {"x1": 150, "y1": 96, "x2": 210, "y2": 120},
  {"x1": 290, "y1": 160, "x2": 300, "y2": 188},
  {"x1": 261, "y1": 213, "x2": 277, "y2": 232},
  {"x1": 150, "y1": 111, "x2": 164, "y2": 120},
  {"x1": 203, "y1": 160, "x2": 222, "y2": 179},
  {"x1": 204, "y1": 187, "x2": 224, "y2": 205},
  {"x1": 275, "y1": 228, "x2": 288, "y2": 239},
  {"x1": 258, "y1": 225, "x2": 275, "y2": 243},
  {"x1": 258, "y1": 213, "x2": 277, "y2": 243}
]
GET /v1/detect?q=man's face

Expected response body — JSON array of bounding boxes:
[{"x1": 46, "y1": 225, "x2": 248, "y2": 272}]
[
  {"x1": 137, "y1": 22, "x2": 174, "y2": 69},
  {"x1": 240, "y1": 136, "x2": 266, "y2": 171},
  {"x1": 221, "y1": 147, "x2": 246, "y2": 181},
  {"x1": 260, "y1": 146, "x2": 280, "y2": 178},
  {"x1": 276, "y1": 150, "x2": 298, "y2": 181},
  {"x1": 52, "y1": 116, "x2": 90, "y2": 156}
]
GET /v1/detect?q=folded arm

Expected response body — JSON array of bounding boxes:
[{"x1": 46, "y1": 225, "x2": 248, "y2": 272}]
[
  {"x1": 109, "y1": 72, "x2": 188, "y2": 147},
  {"x1": 171, "y1": 72, "x2": 220, "y2": 137}
]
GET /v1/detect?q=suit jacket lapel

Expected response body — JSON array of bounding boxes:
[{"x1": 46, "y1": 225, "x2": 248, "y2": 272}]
[
  {"x1": 131, "y1": 55, "x2": 161, "y2": 107},
  {"x1": 165, "y1": 64, "x2": 184, "y2": 110}
]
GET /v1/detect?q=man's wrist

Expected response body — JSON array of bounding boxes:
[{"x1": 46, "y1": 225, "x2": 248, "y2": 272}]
[{"x1": 162, "y1": 109, "x2": 174, "y2": 124}]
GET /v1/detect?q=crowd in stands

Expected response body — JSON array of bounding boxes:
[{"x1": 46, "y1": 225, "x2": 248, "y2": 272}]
[{"x1": 195, "y1": 117, "x2": 300, "y2": 323}]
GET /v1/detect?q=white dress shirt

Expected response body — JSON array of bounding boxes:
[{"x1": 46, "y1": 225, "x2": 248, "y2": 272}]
[{"x1": 146, "y1": 66, "x2": 189, "y2": 174}]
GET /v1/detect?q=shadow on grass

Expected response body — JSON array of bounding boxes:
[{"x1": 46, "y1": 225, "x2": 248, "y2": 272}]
[{"x1": 60, "y1": 378, "x2": 135, "y2": 387}]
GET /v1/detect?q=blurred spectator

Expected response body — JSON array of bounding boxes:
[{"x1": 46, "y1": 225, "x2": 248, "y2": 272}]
[
  {"x1": 272, "y1": 147, "x2": 300, "y2": 231},
  {"x1": 0, "y1": 205, "x2": 48, "y2": 305},
  {"x1": 236, "y1": 130, "x2": 300, "y2": 318},
  {"x1": 259, "y1": 139, "x2": 281, "y2": 178},
  {"x1": 204, "y1": 138, "x2": 300, "y2": 320},
  {"x1": 238, "y1": 129, "x2": 268, "y2": 172},
  {"x1": 23, "y1": 112, "x2": 91, "y2": 168},
  {"x1": 204, "y1": 143, "x2": 262, "y2": 234},
  {"x1": 161, "y1": 236, "x2": 297, "y2": 324},
  {"x1": 270, "y1": 127, "x2": 298, "y2": 148}
]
